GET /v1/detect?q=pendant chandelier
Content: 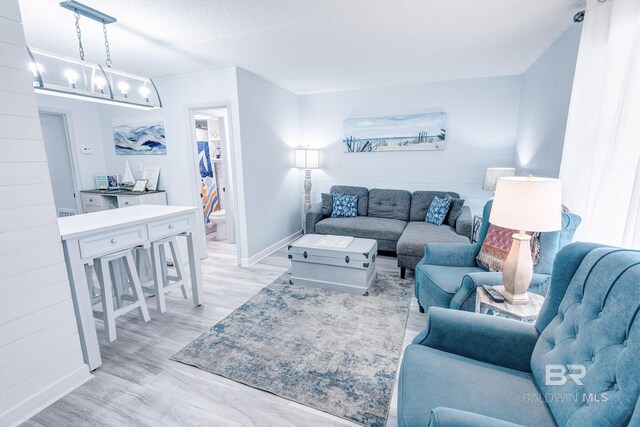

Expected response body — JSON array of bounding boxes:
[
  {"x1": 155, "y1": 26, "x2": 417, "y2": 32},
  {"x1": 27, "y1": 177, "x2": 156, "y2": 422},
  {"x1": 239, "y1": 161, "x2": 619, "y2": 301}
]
[{"x1": 27, "y1": 1, "x2": 162, "y2": 110}]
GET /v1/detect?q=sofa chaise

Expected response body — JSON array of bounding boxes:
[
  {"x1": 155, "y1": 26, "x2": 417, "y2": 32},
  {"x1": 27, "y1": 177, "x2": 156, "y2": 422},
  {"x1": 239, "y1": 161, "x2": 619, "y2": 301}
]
[
  {"x1": 399, "y1": 242, "x2": 640, "y2": 426},
  {"x1": 305, "y1": 185, "x2": 473, "y2": 278}
]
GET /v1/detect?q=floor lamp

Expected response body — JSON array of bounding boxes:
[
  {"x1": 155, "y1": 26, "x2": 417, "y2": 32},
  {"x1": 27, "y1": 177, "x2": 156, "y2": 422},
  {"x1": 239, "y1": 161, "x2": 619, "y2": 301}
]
[
  {"x1": 295, "y1": 149, "x2": 320, "y2": 232},
  {"x1": 489, "y1": 176, "x2": 562, "y2": 304}
]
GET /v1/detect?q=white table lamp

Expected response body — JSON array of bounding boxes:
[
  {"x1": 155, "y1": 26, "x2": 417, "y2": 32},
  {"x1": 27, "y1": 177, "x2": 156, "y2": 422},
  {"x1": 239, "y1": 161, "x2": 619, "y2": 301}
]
[
  {"x1": 489, "y1": 176, "x2": 562, "y2": 304},
  {"x1": 294, "y1": 148, "x2": 320, "y2": 213},
  {"x1": 482, "y1": 167, "x2": 515, "y2": 192}
]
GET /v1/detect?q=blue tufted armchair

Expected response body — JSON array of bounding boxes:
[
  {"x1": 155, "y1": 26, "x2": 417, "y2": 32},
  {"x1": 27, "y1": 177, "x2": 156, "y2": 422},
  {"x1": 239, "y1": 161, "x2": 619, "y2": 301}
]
[
  {"x1": 398, "y1": 242, "x2": 640, "y2": 426},
  {"x1": 414, "y1": 200, "x2": 581, "y2": 313}
]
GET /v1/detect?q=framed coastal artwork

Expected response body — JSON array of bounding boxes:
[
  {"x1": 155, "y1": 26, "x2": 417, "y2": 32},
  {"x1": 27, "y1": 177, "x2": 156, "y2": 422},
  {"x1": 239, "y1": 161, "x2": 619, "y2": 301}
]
[
  {"x1": 113, "y1": 116, "x2": 167, "y2": 155},
  {"x1": 343, "y1": 112, "x2": 447, "y2": 153}
]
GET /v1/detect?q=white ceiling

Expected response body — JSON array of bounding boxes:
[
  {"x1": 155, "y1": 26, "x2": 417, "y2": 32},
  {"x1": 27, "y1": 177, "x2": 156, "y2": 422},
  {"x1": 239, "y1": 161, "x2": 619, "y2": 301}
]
[{"x1": 18, "y1": 0, "x2": 582, "y2": 94}]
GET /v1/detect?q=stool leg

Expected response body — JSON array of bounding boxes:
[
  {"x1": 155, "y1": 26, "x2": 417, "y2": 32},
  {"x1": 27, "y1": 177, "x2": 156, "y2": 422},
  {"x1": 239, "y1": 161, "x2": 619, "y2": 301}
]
[
  {"x1": 151, "y1": 243, "x2": 167, "y2": 313},
  {"x1": 169, "y1": 238, "x2": 188, "y2": 299},
  {"x1": 98, "y1": 258, "x2": 117, "y2": 342},
  {"x1": 109, "y1": 261, "x2": 123, "y2": 309},
  {"x1": 123, "y1": 251, "x2": 150, "y2": 322}
]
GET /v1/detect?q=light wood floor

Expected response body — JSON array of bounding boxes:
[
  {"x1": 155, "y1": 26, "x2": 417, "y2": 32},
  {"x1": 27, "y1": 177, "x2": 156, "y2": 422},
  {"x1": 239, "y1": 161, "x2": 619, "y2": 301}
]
[{"x1": 24, "y1": 237, "x2": 424, "y2": 427}]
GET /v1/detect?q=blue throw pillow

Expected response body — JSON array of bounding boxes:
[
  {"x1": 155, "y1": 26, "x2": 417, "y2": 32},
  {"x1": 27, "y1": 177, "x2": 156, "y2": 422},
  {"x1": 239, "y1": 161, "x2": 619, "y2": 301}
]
[
  {"x1": 425, "y1": 196, "x2": 452, "y2": 225},
  {"x1": 331, "y1": 193, "x2": 358, "y2": 218}
]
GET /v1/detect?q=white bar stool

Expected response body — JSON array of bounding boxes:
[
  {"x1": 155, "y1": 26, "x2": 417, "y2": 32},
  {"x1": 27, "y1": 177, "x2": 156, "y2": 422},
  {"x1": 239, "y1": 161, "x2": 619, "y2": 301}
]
[
  {"x1": 90, "y1": 248, "x2": 151, "y2": 342},
  {"x1": 139, "y1": 236, "x2": 188, "y2": 313}
]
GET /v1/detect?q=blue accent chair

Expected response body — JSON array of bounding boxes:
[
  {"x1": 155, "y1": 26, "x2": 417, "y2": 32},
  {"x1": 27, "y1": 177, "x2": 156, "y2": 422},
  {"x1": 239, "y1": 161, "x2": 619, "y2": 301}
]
[
  {"x1": 398, "y1": 243, "x2": 640, "y2": 426},
  {"x1": 415, "y1": 200, "x2": 581, "y2": 313}
]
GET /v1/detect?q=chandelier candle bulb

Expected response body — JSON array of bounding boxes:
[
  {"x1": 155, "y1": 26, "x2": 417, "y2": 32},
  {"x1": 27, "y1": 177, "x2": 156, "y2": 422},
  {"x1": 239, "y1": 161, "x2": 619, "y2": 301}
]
[
  {"x1": 94, "y1": 76, "x2": 106, "y2": 94},
  {"x1": 117, "y1": 82, "x2": 129, "y2": 97},
  {"x1": 64, "y1": 69, "x2": 78, "y2": 88},
  {"x1": 139, "y1": 86, "x2": 150, "y2": 102}
]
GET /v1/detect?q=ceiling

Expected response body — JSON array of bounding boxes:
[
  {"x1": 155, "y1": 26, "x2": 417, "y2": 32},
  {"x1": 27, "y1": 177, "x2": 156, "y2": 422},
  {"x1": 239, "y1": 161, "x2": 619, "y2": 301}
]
[{"x1": 18, "y1": 0, "x2": 582, "y2": 94}]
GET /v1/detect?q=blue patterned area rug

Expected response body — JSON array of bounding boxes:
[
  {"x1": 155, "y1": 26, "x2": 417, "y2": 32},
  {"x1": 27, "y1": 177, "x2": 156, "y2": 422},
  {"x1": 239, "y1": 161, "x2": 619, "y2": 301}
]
[{"x1": 171, "y1": 271, "x2": 413, "y2": 427}]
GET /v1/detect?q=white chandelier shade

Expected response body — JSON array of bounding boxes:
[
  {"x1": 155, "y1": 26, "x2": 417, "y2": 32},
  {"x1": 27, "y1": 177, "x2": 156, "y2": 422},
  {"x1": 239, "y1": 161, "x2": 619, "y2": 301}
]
[{"x1": 27, "y1": 47, "x2": 162, "y2": 110}]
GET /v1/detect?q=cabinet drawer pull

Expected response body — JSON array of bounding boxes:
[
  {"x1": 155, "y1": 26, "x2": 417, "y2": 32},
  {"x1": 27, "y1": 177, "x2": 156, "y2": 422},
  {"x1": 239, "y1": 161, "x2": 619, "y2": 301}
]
[
  {"x1": 89, "y1": 198, "x2": 94, "y2": 202},
  {"x1": 124, "y1": 201, "x2": 129, "y2": 205},
  {"x1": 110, "y1": 238, "x2": 117, "y2": 244},
  {"x1": 168, "y1": 224, "x2": 174, "y2": 229}
]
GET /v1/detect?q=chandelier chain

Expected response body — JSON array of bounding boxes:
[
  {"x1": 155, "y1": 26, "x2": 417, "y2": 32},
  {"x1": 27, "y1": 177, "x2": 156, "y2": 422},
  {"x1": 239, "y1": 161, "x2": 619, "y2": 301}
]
[
  {"x1": 102, "y1": 22, "x2": 112, "y2": 68},
  {"x1": 74, "y1": 10, "x2": 85, "y2": 61}
]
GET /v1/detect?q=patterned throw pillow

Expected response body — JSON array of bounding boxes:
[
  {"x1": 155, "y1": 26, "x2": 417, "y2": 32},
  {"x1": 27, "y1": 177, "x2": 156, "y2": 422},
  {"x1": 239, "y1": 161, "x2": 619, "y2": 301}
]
[
  {"x1": 331, "y1": 193, "x2": 358, "y2": 218},
  {"x1": 321, "y1": 193, "x2": 333, "y2": 217},
  {"x1": 425, "y1": 196, "x2": 452, "y2": 225},
  {"x1": 445, "y1": 198, "x2": 465, "y2": 227},
  {"x1": 476, "y1": 224, "x2": 541, "y2": 272}
]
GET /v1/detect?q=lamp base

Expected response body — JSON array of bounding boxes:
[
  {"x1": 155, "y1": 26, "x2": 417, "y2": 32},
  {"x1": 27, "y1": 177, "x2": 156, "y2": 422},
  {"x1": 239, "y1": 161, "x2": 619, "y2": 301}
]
[
  {"x1": 501, "y1": 231, "x2": 532, "y2": 305},
  {"x1": 500, "y1": 286, "x2": 530, "y2": 305}
]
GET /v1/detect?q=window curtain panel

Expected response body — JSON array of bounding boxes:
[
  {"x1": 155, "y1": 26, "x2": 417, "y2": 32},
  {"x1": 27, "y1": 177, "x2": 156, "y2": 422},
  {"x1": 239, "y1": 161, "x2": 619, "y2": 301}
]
[{"x1": 559, "y1": 0, "x2": 640, "y2": 248}]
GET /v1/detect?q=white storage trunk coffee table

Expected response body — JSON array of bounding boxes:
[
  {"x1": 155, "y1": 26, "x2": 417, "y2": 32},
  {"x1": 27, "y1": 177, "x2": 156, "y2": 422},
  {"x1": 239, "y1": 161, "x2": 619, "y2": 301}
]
[{"x1": 288, "y1": 234, "x2": 377, "y2": 295}]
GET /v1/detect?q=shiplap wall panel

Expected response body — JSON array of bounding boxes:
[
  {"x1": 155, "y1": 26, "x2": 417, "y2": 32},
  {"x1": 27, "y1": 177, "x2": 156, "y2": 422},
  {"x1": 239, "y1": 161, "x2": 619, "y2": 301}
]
[
  {"x1": 0, "y1": 183, "x2": 56, "y2": 209},
  {"x1": 0, "y1": 204, "x2": 58, "y2": 231},
  {"x1": 0, "y1": 89, "x2": 40, "y2": 117},
  {"x1": 0, "y1": 351, "x2": 85, "y2": 415},
  {"x1": 0, "y1": 262, "x2": 69, "y2": 300},
  {"x1": 0, "y1": 2, "x2": 89, "y2": 425},
  {"x1": 0, "y1": 115, "x2": 43, "y2": 140},
  {"x1": 0, "y1": 162, "x2": 51, "y2": 185},
  {"x1": 0, "y1": 139, "x2": 48, "y2": 163},
  {"x1": 0, "y1": 301, "x2": 76, "y2": 349},
  {"x1": 0, "y1": 224, "x2": 62, "y2": 256},
  {"x1": 0, "y1": 66, "x2": 35, "y2": 95},
  {"x1": 0, "y1": 316, "x2": 78, "y2": 371},
  {"x1": 0, "y1": 280, "x2": 71, "y2": 326},
  {"x1": 1, "y1": 243, "x2": 64, "y2": 278}
]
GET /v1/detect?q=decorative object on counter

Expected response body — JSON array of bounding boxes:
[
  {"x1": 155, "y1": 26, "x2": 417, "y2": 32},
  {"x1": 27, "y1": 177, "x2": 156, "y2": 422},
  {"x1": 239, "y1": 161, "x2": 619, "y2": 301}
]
[
  {"x1": 95, "y1": 174, "x2": 120, "y2": 190},
  {"x1": 482, "y1": 167, "x2": 515, "y2": 193},
  {"x1": 95, "y1": 174, "x2": 109, "y2": 190},
  {"x1": 132, "y1": 179, "x2": 148, "y2": 192},
  {"x1": 122, "y1": 160, "x2": 135, "y2": 185},
  {"x1": 113, "y1": 116, "x2": 166, "y2": 155},
  {"x1": 142, "y1": 167, "x2": 160, "y2": 191},
  {"x1": 27, "y1": 1, "x2": 162, "y2": 110},
  {"x1": 343, "y1": 112, "x2": 447, "y2": 152},
  {"x1": 489, "y1": 176, "x2": 562, "y2": 304},
  {"x1": 294, "y1": 148, "x2": 320, "y2": 218}
]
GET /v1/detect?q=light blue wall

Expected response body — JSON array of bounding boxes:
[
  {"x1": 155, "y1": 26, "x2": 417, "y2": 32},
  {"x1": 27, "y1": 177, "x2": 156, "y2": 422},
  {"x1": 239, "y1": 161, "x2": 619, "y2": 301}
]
[
  {"x1": 299, "y1": 76, "x2": 522, "y2": 213},
  {"x1": 514, "y1": 25, "x2": 582, "y2": 177}
]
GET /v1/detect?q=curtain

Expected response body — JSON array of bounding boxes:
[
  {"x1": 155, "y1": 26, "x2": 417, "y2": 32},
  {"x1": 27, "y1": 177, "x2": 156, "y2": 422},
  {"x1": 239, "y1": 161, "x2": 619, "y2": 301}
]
[{"x1": 559, "y1": 0, "x2": 640, "y2": 248}]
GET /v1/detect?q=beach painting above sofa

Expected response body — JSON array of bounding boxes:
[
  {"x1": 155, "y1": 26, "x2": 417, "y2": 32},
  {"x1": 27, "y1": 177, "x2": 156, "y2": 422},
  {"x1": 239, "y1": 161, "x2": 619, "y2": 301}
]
[
  {"x1": 343, "y1": 112, "x2": 447, "y2": 153},
  {"x1": 113, "y1": 117, "x2": 166, "y2": 155}
]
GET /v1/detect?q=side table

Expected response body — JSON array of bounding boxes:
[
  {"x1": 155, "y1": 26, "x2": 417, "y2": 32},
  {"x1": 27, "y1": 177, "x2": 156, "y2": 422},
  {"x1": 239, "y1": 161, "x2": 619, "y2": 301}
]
[{"x1": 475, "y1": 285, "x2": 544, "y2": 323}]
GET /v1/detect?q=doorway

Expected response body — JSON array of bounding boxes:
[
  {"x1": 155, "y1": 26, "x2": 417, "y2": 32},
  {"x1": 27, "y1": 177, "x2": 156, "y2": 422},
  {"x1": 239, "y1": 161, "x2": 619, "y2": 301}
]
[
  {"x1": 189, "y1": 106, "x2": 238, "y2": 261},
  {"x1": 39, "y1": 111, "x2": 80, "y2": 217}
]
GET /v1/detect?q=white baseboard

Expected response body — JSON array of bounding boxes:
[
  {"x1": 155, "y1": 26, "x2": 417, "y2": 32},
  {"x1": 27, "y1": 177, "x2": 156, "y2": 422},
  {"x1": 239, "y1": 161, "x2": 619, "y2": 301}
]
[
  {"x1": 1, "y1": 365, "x2": 92, "y2": 427},
  {"x1": 240, "y1": 230, "x2": 302, "y2": 267}
]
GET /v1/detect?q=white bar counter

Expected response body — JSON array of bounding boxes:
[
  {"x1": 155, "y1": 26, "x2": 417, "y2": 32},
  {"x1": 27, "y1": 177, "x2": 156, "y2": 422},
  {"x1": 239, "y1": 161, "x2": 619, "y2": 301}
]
[{"x1": 58, "y1": 205, "x2": 203, "y2": 370}]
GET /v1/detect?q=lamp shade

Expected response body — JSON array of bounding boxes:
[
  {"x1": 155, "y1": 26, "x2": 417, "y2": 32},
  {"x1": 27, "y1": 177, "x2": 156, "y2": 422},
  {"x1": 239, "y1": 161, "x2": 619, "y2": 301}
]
[
  {"x1": 482, "y1": 167, "x2": 515, "y2": 191},
  {"x1": 489, "y1": 176, "x2": 562, "y2": 232},
  {"x1": 294, "y1": 149, "x2": 320, "y2": 169}
]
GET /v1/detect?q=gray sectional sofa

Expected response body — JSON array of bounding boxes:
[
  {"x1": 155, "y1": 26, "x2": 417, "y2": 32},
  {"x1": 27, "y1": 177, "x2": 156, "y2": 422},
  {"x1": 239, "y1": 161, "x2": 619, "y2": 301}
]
[{"x1": 306, "y1": 185, "x2": 472, "y2": 278}]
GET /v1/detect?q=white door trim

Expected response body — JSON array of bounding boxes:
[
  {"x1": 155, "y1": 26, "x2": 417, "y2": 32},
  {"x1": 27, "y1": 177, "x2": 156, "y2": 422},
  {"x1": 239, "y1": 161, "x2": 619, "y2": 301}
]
[
  {"x1": 37, "y1": 109, "x2": 83, "y2": 215},
  {"x1": 185, "y1": 102, "x2": 243, "y2": 266}
]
